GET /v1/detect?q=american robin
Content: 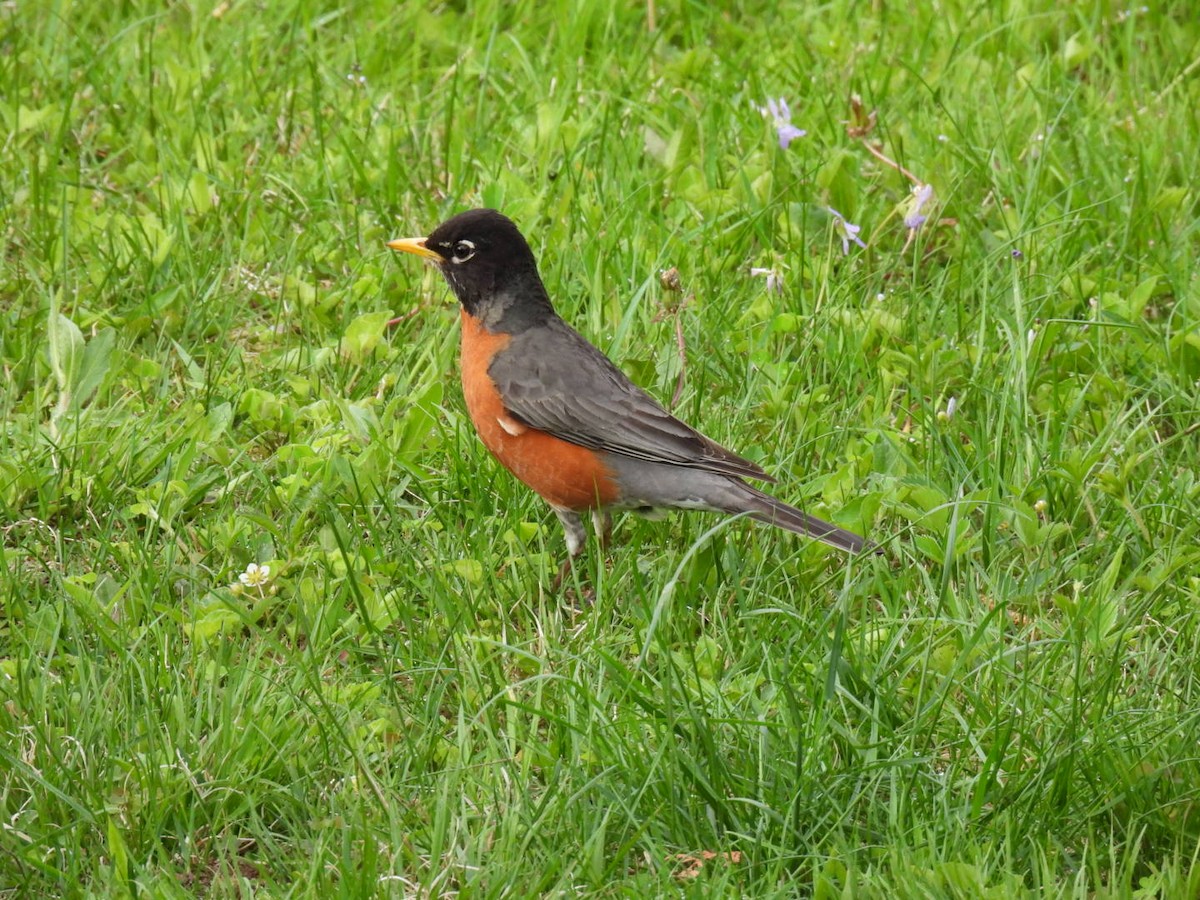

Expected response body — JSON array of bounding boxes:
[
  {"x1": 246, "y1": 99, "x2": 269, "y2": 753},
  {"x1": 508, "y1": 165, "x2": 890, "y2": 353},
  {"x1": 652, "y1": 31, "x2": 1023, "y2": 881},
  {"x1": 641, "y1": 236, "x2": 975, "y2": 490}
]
[{"x1": 389, "y1": 208, "x2": 872, "y2": 582}]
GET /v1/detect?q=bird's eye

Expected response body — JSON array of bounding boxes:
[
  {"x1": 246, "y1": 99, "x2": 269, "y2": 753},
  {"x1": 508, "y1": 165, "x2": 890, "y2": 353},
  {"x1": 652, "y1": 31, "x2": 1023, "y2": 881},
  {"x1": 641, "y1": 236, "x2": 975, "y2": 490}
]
[{"x1": 450, "y1": 240, "x2": 476, "y2": 263}]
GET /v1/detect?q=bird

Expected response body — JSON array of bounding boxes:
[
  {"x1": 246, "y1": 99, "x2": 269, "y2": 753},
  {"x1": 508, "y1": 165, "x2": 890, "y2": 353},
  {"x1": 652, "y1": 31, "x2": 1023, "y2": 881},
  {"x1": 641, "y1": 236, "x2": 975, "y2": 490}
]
[{"x1": 388, "y1": 208, "x2": 872, "y2": 583}]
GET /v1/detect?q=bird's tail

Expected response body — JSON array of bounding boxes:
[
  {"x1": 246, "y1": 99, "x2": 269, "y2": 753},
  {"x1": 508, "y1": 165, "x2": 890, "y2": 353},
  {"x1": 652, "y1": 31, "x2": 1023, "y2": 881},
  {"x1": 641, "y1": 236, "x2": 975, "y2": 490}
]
[{"x1": 738, "y1": 484, "x2": 873, "y2": 554}]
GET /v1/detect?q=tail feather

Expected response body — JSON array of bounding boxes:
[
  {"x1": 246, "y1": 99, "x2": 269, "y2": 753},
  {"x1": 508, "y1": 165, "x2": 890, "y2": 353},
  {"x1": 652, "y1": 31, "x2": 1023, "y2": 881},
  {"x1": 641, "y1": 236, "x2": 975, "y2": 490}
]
[
  {"x1": 740, "y1": 485, "x2": 874, "y2": 554},
  {"x1": 600, "y1": 454, "x2": 878, "y2": 554}
]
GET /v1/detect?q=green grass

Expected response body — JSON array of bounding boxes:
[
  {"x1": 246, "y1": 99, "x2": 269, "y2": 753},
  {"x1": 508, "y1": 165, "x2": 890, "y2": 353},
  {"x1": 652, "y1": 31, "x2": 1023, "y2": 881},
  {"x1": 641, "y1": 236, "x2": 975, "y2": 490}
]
[{"x1": 3, "y1": 0, "x2": 1200, "y2": 895}]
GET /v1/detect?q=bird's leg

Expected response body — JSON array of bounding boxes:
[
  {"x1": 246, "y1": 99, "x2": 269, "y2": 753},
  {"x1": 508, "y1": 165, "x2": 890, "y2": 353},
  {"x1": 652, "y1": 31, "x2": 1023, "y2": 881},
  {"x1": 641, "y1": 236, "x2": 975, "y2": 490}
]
[
  {"x1": 551, "y1": 507, "x2": 587, "y2": 590},
  {"x1": 591, "y1": 509, "x2": 613, "y2": 551}
]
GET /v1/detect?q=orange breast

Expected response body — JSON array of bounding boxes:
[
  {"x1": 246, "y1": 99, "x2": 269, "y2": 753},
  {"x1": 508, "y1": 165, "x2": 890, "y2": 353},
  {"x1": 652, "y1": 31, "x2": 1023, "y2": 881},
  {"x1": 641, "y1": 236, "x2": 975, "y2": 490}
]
[{"x1": 459, "y1": 310, "x2": 619, "y2": 511}]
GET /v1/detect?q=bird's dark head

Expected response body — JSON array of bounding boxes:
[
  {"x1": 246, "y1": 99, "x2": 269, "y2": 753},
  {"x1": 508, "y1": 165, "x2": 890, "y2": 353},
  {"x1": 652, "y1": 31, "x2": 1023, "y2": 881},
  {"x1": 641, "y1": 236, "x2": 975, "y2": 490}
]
[{"x1": 388, "y1": 208, "x2": 554, "y2": 329}]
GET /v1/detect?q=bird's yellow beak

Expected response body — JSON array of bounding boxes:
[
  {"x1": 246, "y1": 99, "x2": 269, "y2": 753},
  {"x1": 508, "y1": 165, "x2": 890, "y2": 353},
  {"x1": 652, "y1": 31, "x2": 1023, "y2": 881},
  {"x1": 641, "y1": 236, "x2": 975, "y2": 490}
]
[{"x1": 387, "y1": 236, "x2": 443, "y2": 261}]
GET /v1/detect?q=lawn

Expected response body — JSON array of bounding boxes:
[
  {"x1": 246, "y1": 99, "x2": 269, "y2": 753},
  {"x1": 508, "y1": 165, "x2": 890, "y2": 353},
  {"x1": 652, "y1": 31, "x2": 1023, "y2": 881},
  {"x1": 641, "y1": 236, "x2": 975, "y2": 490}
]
[{"x1": 3, "y1": 0, "x2": 1199, "y2": 895}]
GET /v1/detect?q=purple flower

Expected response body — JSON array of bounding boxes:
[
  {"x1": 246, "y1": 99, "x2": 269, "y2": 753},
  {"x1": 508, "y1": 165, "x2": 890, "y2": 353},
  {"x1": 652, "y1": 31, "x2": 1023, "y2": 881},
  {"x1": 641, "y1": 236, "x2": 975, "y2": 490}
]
[
  {"x1": 904, "y1": 183, "x2": 934, "y2": 229},
  {"x1": 827, "y1": 207, "x2": 866, "y2": 255},
  {"x1": 756, "y1": 97, "x2": 806, "y2": 149}
]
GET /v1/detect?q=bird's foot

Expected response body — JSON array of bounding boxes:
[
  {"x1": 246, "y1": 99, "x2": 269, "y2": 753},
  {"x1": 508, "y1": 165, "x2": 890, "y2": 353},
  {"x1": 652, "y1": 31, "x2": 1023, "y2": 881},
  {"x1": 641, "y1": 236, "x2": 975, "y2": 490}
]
[
  {"x1": 552, "y1": 556, "x2": 574, "y2": 591},
  {"x1": 551, "y1": 556, "x2": 600, "y2": 604}
]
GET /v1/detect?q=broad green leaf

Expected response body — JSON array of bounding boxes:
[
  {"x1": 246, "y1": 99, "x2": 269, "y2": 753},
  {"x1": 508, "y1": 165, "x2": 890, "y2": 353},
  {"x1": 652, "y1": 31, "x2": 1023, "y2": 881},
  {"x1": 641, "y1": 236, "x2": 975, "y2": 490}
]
[
  {"x1": 1125, "y1": 276, "x2": 1158, "y2": 319},
  {"x1": 48, "y1": 311, "x2": 85, "y2": 394},
  {"x1": 340, "y1": 310, "x2": 393, "y2": 363},
  {"x1": 74, "y1": 327, "x2": 114, "y2": 407},
  {"x1": 14, "y1": 103, "x2": 57, "y2": 136}
]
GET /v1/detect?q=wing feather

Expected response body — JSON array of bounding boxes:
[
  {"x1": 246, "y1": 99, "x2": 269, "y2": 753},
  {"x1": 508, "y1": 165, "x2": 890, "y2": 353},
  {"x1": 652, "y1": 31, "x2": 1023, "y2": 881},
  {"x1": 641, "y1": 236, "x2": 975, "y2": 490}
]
[{"x1": 489, "y1": 318, "x2": 775, "y2": 483}]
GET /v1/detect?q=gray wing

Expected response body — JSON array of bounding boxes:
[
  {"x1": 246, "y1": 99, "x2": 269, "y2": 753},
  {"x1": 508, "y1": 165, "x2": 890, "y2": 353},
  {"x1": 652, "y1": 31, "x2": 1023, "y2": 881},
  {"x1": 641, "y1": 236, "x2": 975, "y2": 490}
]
[{"x1": 489, "y1": 317, "x2": 775, "y2": 483}]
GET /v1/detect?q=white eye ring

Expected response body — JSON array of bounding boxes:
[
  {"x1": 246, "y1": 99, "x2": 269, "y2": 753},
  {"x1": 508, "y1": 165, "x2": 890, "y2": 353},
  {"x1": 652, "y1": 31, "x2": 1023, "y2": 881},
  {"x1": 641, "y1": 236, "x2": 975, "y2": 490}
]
[{"x1": 449, "y1": 239, "x2": 476, "y2": 264}]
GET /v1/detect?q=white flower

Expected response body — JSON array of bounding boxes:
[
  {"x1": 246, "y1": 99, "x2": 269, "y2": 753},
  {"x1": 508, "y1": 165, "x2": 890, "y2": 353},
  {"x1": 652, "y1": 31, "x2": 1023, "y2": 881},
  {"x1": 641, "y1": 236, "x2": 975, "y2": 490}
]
[
  {"x1": 937, "y1": 396, "x2": 958, "y2": 422},
  {"x1": 750, "y1": 267, "x2": 785, "y2": 295},
  {"x1": 239, "y1": 563, "x2": 272, "y2": 588}
]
